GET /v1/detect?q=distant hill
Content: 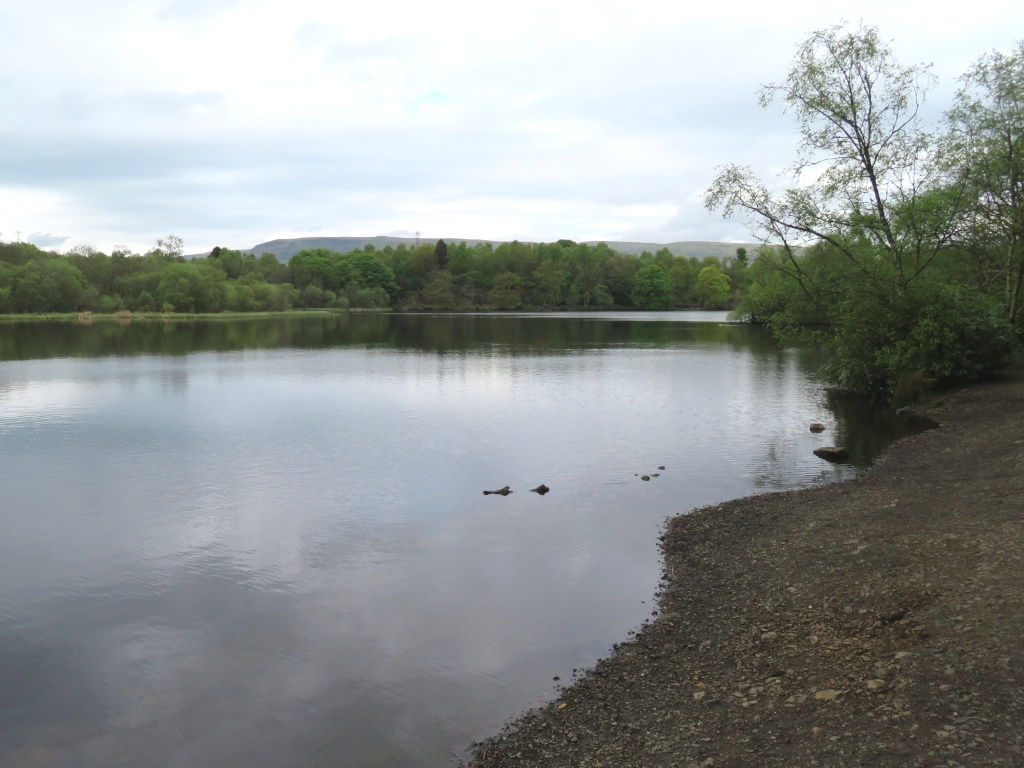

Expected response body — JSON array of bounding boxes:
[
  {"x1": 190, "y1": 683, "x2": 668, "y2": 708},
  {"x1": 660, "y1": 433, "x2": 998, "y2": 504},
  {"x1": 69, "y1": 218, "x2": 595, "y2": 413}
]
[
  {"x1": 201, "y1": 236, "x2": 761, "y2": 262},
  {"x1": 582, "y1": 240, "x2": 761, "y2": 259}
]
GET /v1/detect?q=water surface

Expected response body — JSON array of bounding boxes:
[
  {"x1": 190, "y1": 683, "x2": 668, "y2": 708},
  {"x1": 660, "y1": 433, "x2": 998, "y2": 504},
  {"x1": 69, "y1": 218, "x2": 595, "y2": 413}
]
[{"x1": 0, "y1": 312, "x2": 916, "y2": 767}]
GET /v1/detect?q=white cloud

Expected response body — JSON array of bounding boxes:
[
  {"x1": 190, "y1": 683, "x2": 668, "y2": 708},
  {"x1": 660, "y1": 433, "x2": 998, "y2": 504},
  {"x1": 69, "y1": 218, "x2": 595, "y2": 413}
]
[{"x1": 1, "y1": 0, "x2": 1022, "y2": 254}]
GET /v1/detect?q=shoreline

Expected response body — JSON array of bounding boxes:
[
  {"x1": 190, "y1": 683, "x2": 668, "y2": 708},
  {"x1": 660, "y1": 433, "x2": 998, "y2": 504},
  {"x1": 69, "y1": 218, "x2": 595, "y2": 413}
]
[
  {"x1": 470, "y1": 373, "x2": 1024, "y2": 767},
  {"x1": 0, "y1": 308, "x2": 731, "y2": 323}
]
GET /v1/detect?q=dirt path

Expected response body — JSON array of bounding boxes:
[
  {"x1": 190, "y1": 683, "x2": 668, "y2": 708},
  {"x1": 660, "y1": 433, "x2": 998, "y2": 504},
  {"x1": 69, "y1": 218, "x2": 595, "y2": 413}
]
[{"x1": 470, "y1": 373, "x2": 1024, "y2": 767}]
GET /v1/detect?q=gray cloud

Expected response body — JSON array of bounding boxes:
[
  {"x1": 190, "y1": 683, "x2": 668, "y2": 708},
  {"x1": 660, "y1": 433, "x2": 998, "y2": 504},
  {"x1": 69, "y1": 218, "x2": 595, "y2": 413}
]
[{"x1": 2, "y1": 2, "x2": 1023, "y2": 253}]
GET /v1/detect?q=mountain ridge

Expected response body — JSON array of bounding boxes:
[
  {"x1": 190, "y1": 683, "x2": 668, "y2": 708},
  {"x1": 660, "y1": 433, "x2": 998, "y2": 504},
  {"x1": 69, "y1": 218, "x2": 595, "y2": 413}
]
[{"x1": 200, "y1": 236, "x2": 762, "y2": 262}]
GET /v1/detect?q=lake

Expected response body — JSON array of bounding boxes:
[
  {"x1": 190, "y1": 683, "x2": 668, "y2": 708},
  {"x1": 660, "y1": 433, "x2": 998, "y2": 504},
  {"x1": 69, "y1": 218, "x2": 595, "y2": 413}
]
[{"x1": 0, "y1": 312, "x2": 917, "y2": 767}]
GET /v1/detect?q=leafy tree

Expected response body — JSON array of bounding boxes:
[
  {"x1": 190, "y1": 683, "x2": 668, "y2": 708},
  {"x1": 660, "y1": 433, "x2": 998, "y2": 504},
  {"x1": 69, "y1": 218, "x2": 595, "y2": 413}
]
[
  {"x1": 421, "y1": 270, "x2": 455, "y2": 308},
  {"x1": 488, "y1": 272, "x2": 522, "y2": 308},
  {"x1": 532, "y1": 260, "x2": 570, "y2": 306},
  {"x1": 569, "y1": 260, "x2": 607, "y2": 308},
  {"x1": 408, "y1": 243, "x2": 438, "y2": 285},
  {"x1": 13, "y1": 259, "x2": 88, "y2": 312},
  {"x1": 630, "y1": 264, "x2": 675, "y2": 309},
  {"x1": 258, "y1": 252, "x2": 289, "y2": 283},
  {"x1": 434, "y1": 239, "x2": 449, "y2": 269},
  {"x1": 604, "y1": 254, "x2": 638, "y2": 305},
  {"x1": 447, "y1": 241, "x2": 476, "y2": 276},
  {"x1": 210, "y1": 248, "x2": 244, "y2": 279},
  {"x1": 153, "y1": 234, "x2": 184, "y2": 260},
  {"x1": 507, "y1": 240, "x2": 538, "y2": 276},
  {"x1": 300, "y1": 284, "x2": 326, "y2": 308},
  {"x1": 705, "y1": 22, "x2": 1010, "y2": 397},
  {"x1": 156, "y1": 263, "x2": 223, "y2": 313},
  {"x1": 345, "y1": 252, "x2": 399, "y2": 298},
  {"x1": 667, "y1": 260, "x2": 693, "y2": 303},
  {"x1": 945, "y1": 41, "x2": 1024, "y2": 324},
  {"x1": 695, "y1": 264, "x2": 732, "y2": 308},
  {"x1": 705, "y1": 22, "x2": 956, "y2": 291}
]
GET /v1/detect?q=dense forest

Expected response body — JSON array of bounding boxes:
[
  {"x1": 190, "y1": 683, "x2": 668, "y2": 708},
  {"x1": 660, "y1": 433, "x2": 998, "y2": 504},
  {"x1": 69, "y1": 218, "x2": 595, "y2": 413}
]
[
  {"x1": 706, "y1": 24, "x2": 1024, "y2": 400},
  {"x1": 0, "y1": 236, "x2": 748, "y2": 314}
]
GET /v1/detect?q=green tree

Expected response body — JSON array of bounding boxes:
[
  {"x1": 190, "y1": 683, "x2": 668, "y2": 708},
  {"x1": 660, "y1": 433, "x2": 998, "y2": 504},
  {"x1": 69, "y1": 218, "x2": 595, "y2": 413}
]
[
  {"x1": 705, "y1": 22, "x2": 955, "y2": 291},
  {"x1": 434, "y1": 239, "x2": 449, "y2": 269},
  {"x1": 705, "y1": 22, "x2": 1010, "y2": 397},
  {"x1": 667, "y1": 260, "x2": 693, "y2": 304},
  {"x1": 630, "y1": 264, "x2": 675, "y2": 309},
  {"x1": 13, "y1": 259, "x2": 88, "y2": 312},
  {"x1": 407, "y1": 243, "x2": 438, "y2": 288},
  {"x1": 604, "y1": 254, "x2": 638, "y2": 305},
  {"x1": 945, "y1": 41, "x2": 1024, "y2": 324},
  {"x1": 695, "y1": 264, "x2": 732, "y2": 308},
  {"x1": 153, "y1": 234, "x2": 184, "y2": 260},
  {"x1": 210, "y1": 248, "x2": 244, "y2": 279},
  {"x1": 421, "y1": 270, "x2": 455, "y2": 308},
  {"x1": 532, "y1": 260, "x2": 570, "y2": 306},
  {"x1": 488, "y1": 272, "x2": 522, "y2": 308},
  {"x1": 345, "y1": 252, "x2": 399, "y2": 300}
]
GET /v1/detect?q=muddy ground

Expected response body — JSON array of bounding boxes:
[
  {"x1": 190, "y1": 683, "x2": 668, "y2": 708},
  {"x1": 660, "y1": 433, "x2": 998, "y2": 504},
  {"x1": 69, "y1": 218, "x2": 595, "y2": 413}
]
[{"x1": 470, "y1": 373, "x2": 1024, "y2": 767}]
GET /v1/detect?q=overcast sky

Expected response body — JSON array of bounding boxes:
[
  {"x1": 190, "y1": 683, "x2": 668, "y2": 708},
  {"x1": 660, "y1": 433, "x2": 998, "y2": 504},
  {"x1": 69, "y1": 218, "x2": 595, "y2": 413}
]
[{"x1": 1, "y1": 1, "x2": 1022, "y2": 255}]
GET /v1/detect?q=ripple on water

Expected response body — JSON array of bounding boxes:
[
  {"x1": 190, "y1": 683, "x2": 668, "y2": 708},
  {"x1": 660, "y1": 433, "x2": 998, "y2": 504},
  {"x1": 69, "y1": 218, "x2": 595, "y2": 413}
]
[{"x1": 0, "y1": 314, "x2": 914, "y2": 768}]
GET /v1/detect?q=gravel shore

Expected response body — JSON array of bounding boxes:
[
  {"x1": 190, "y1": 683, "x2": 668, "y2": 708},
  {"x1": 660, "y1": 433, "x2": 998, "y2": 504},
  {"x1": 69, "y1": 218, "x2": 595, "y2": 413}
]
[{"x1": 470, "y1": 373, "x2": 1024, "y2": 767}]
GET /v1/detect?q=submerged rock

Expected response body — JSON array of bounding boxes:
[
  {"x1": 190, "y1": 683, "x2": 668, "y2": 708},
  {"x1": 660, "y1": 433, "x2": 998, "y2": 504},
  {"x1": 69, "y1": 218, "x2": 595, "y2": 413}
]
[
  {"x1": 483, "y1": 486, "x2": 513, "y2": 496},
  {"x1": 809, "y1": 422, "x2": 826, "y2": 432},
  {"x1": 813, "y1": 446, "x2": 849, "y2": 462},
  {"x1": 530, "y1": 484, "x2": 550, "y2": 495}
]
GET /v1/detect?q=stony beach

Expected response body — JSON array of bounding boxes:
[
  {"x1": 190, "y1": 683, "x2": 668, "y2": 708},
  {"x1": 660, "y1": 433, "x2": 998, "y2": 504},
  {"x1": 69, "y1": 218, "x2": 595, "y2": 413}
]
[{"x1": 471, "y1": 372, "x2": 1024, "y2": 767}]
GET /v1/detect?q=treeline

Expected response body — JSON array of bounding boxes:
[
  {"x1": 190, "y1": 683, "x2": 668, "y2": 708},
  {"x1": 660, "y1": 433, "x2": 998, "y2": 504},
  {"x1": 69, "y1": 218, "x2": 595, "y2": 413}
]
[
  {"x1": 706, "y1": 24, "x2": 1024, "y2": 401},
  {"x1": 0, "y1": 235, "x2": 750, "y2": 314}
]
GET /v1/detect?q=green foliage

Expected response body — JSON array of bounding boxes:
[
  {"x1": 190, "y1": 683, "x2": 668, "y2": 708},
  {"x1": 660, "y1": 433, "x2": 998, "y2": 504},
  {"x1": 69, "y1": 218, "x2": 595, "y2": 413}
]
[
  {"x1": 421, "y1": 270, "x2": 455, "y2": 308},
  {"x1": 604, "y1": 254, "x2": 638, "y2": 306},
  {"x1": 707, "y1": 22, "x2": 1019, "y2": 399},
  {"x1": 630, "y1": 264, "x2": 675, "y2": 309},
  {"x1": 532, "y1": 260, "x2": 570, "y2": 306},
  {"x1": 489, "y1": 272, "x2": 522, "y2": 309},
  {"x1": 695, "y1": 265, "x2": 732, "y2": 308},
  {"x1": 820, "y1": 284, "x2": 1011, "y2": 398},
  {"x1": 345, "y1": 252, "x2": 400, "y2": 298},
  {"x1": 13, "y1": 259, "x2": 88, "y2": 312},
  {"x1": 944, "y1": 40, "x2": 1024, "y2": 324},
  {"x1": 0, "y1": 235, "x2": 743, "y2": 315},
  {"x1": 434, "y1": 239, "x2": 448, "y2": 269}
]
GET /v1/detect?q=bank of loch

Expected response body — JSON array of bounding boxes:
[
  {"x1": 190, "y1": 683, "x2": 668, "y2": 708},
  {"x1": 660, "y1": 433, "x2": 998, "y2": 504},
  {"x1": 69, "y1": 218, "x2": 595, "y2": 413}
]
[{"x1": 471, "y1": 373, "x2": 1024, "y2": 767}]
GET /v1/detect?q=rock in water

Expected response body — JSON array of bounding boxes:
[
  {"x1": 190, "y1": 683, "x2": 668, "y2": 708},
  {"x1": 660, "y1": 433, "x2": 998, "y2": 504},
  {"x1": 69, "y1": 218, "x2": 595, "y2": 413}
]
[
  {"x1": 641, "y1": 475, "x2": 651, "y2": 481},
  {"x1": 813, "y1": 446, "x2": 849, "y2": 462},
  {"x1": 483, "y1": 486, "x2": 513, "y2": 496},
  {"x1": 529, "y1": 484, "x2": 550, "y2": 495},
  {"x1": 809, "y1": 422, "x2": 826, "y2": 432}
]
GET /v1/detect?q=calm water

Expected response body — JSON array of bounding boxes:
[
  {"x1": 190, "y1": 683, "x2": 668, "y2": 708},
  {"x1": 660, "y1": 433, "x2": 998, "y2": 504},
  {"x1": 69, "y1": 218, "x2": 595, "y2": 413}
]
[{"x1": 0, "y1": 312, "x2": 918, "y2": 767}]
